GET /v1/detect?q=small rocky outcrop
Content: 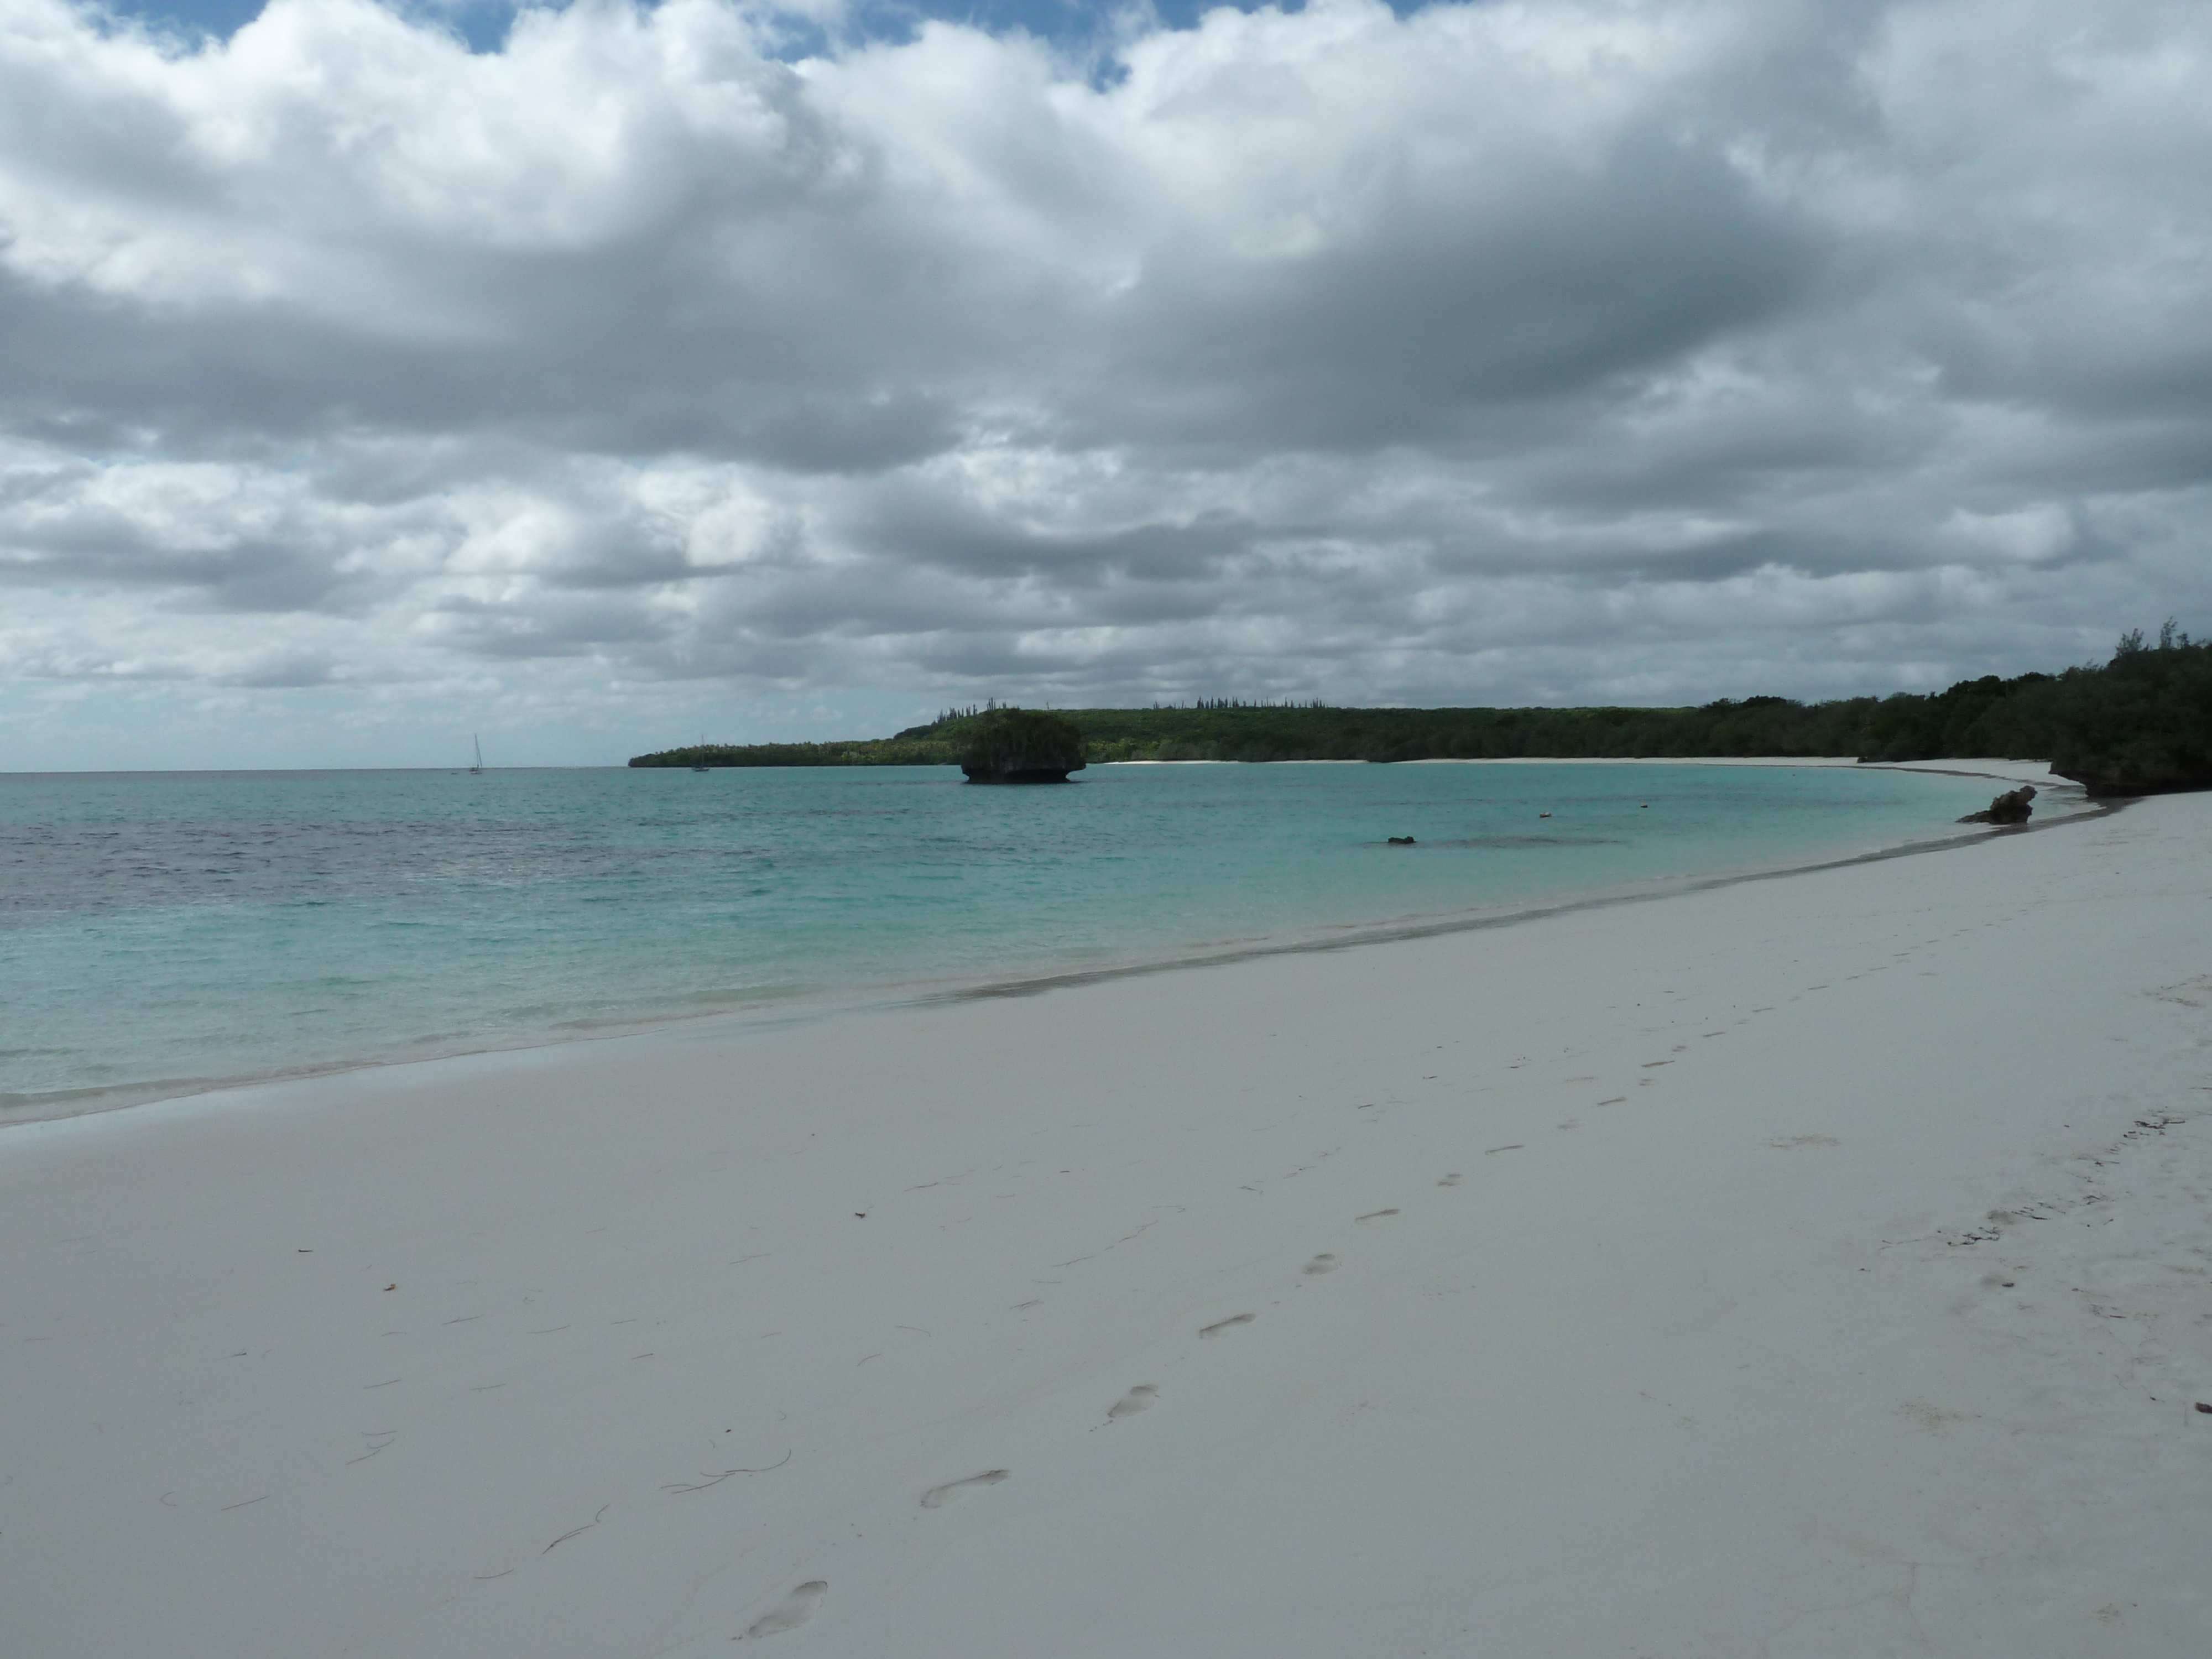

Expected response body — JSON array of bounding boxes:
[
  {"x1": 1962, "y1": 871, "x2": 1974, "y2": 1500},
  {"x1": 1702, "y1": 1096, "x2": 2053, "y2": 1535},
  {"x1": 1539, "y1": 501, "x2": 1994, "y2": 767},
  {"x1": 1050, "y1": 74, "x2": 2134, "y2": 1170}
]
[
  {"x1": 1959, "y1": 784, "x2": 2036, "y2": 825},
  {"x1": 960, "y1": 708, "x2": 1088, "y2": 783},
  {"x1": 2048, "y1": 757, "x2": 2212, "y2": 796}
]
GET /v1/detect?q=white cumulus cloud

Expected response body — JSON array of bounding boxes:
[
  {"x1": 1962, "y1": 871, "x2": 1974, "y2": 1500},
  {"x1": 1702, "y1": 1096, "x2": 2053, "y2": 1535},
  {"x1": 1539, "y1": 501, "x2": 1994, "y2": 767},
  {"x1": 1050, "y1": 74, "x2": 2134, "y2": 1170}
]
[{"x1": 2, "y1": 0, "x2": 2210, "y2": 763}]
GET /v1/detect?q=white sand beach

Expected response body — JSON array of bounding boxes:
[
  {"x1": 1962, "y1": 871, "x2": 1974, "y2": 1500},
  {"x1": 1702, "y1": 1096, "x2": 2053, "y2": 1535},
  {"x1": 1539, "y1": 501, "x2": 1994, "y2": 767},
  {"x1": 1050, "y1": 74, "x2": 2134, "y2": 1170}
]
[{"x1": 5, "y1": 779, "x2": 2209, "y2": 1657}]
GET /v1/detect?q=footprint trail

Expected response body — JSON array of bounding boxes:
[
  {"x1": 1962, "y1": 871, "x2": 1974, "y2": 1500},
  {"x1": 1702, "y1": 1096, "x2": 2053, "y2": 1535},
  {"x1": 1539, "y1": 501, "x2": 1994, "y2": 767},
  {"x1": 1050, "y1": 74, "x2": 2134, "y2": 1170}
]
[
  {"x1": 920, "y1": 1469, "x2": 1009, "y2": 1509},
  {"x1": 742, "y1": 1581, "x2": 826, "y2": 1639},
  {"x1": 1107, "y1": 1385, "x2": 1159, "y2": 1420}
]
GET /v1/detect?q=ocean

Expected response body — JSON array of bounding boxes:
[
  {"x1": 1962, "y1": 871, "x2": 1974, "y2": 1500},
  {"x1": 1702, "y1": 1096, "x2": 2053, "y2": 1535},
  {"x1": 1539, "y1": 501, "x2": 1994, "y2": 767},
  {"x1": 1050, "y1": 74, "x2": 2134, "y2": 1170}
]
[{"x1": 1, "y1": 760, "x2": 2020, "y2": 1120}]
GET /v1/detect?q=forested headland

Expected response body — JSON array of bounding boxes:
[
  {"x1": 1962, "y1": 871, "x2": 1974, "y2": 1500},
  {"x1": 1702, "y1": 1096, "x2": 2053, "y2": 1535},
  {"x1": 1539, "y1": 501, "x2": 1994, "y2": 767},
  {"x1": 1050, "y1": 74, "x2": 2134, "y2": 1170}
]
[{"x1": 630, "y1": 626, "x2": 2212, "y2": 795}]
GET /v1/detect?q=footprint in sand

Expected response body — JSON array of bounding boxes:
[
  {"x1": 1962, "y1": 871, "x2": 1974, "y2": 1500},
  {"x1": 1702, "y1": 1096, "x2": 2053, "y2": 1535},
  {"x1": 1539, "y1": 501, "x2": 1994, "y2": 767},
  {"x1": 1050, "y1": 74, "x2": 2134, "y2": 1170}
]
[
  {"x1": 920, "y1": 1469, "x2": 1009, "y2": 1509},
  {"x1": 1437, "y1": 1173, "x2": 1462, "y2": 1187},
  {"x1": 743, "y1": 1581, "x2": 826, "y2": 1639},
  {"x1": 1108, "y1": 1385, "x2": 1159, "y2": 1420},
  {"x1": 1355, "y1": 1208, "x2": 1399, "y2": 1222},
  {"x1": 1199, "y1": 1313, "x2": 1255, "y2": 1337},
  {"x1": 1303, "y1": 1253, "x2": 1339, "y2": 1275}
]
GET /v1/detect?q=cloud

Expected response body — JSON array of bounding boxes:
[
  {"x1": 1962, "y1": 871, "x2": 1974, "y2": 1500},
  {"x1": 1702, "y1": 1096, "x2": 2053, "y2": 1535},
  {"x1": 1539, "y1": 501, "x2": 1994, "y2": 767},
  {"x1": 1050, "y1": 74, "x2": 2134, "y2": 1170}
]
[{"x1": 3, "y1": 0, "x2": 2211, "y2": 760}]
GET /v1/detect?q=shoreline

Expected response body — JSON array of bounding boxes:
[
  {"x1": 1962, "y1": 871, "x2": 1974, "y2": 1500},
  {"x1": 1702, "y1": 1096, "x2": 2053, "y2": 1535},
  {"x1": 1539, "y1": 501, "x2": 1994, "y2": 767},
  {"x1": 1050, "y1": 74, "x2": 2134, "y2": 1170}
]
[
  {"x1": 3, "y1": 758, "x2": 2083, "y2": 1131},
  {"x1": 926, "y1": 761, "x2": 2103, "y2": 1005},
  {"x1": 4, "y1": 770, "x2": 2206, "y2": 1656}
]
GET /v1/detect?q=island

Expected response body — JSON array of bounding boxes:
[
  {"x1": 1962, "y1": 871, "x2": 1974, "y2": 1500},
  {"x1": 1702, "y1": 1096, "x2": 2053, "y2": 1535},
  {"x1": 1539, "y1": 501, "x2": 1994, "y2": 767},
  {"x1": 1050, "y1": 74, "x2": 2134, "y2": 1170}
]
[{"x1": 630, "y1": 625, "x2": 2212, "y2": 796}]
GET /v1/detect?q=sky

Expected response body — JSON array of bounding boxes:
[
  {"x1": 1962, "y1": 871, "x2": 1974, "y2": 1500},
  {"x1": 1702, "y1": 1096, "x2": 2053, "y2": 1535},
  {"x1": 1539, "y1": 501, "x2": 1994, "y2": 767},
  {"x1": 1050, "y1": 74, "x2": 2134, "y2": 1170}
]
[{"x1": 2, "y1": 0, "x2": 2209, "y2": 768}]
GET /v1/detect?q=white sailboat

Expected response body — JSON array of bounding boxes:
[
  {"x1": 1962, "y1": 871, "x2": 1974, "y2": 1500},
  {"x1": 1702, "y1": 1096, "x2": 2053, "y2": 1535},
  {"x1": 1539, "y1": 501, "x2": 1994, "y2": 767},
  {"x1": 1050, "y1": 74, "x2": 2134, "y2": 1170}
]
[{"x1": 469, "y1": 734, "x2": 484, "y2": 776}]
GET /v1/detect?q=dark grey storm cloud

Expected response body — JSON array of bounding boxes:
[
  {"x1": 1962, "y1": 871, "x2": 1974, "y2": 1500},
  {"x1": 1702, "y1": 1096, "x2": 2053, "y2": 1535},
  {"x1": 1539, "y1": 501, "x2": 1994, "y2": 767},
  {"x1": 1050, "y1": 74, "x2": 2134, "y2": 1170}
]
[{"x1": 3, "y1": 0, "x2": 2211, "y2": 762}]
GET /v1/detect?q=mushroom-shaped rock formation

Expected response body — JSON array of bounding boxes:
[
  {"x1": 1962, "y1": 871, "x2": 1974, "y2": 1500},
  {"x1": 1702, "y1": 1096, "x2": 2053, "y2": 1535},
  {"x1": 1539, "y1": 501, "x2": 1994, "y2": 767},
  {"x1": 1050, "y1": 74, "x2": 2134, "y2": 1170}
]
[{"x1": 960, "y1": 709, "x2": 1088, "y2": 784}]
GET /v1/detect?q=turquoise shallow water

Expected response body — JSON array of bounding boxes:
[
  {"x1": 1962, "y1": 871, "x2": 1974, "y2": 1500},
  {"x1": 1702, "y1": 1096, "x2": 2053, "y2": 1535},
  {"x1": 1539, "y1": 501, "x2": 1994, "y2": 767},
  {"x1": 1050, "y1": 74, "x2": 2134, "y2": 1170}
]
[{"x1": 0, "y1": 761, "x2": 2008, "y2": 1118}]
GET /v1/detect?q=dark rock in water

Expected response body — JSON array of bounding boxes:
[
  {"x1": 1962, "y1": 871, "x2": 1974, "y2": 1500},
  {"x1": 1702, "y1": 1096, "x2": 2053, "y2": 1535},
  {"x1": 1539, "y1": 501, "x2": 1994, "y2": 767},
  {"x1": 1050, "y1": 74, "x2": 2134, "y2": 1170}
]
[
  {"x1": 1387, "y1": 836, "x2": 1416, "y2": 844},
  {"x1": 960, "y1": 708, "x2": 1088, "y2": 783},
  {"x1": 1959, "y1": 784, "x2": 2036, "y2": 825},
  {"x1": 2050, "y1": 759, "x2": 2212, "y2": 797}
]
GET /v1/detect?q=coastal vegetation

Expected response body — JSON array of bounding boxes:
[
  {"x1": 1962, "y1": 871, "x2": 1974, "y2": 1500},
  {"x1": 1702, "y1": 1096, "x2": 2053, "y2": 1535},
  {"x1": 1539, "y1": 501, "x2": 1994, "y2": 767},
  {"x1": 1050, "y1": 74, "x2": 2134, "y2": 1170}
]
[{"x1": 630, "y1": 627, "x2": 2212, "y2": 795}]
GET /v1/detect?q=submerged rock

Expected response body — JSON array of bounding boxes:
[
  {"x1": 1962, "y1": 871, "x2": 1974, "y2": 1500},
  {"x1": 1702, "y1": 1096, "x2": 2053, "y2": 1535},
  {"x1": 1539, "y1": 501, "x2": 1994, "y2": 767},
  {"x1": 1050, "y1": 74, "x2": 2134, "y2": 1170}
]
[
  {"x1": 1959, "y1": 784, "x2": 2036, "y2": 825},
  {"x1": 960, "y1": 709, "x2": 1088, "y2": 783}
]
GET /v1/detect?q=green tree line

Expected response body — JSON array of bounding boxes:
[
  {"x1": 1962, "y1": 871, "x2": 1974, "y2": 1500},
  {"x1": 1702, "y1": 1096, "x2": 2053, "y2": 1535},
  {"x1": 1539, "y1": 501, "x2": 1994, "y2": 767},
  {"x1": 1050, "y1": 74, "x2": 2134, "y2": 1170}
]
[{"x1": 630, "y1": 626, "x2": 2212, "y2": 795}]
